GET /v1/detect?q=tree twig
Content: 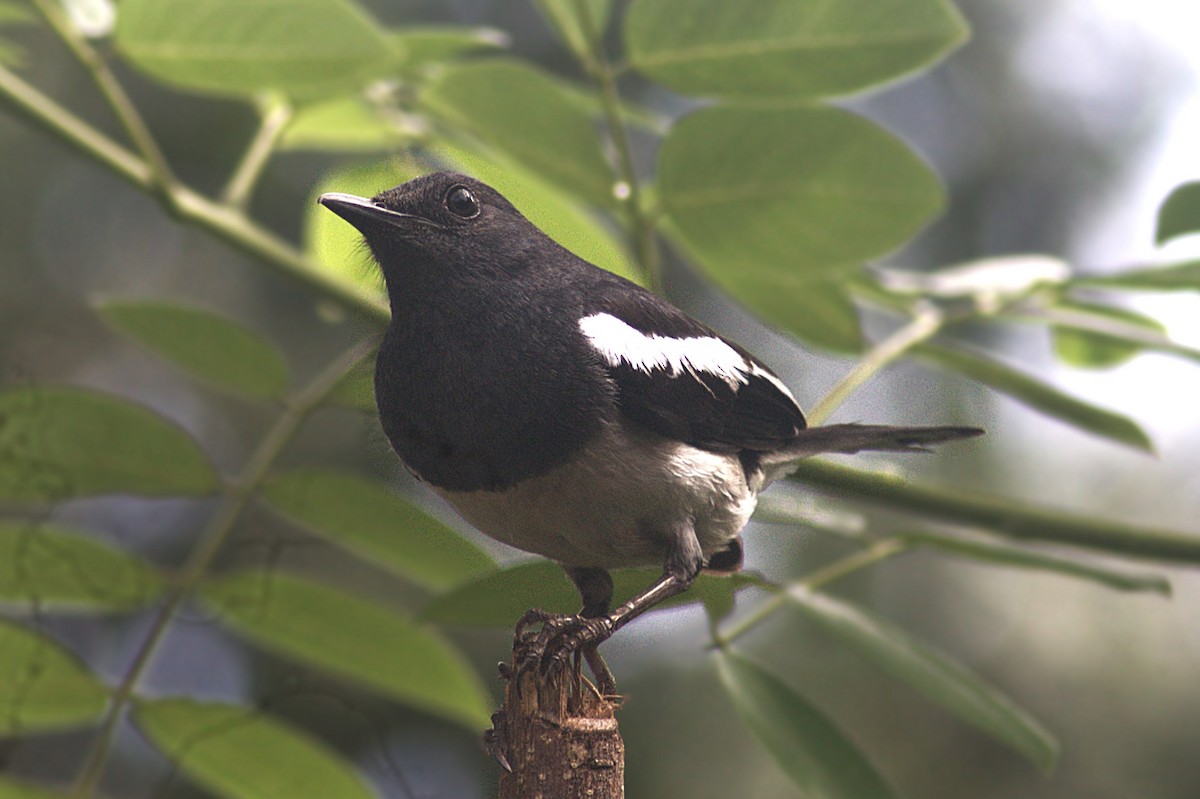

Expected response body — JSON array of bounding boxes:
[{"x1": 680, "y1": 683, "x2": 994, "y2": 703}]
[
  {"x1": 493, "y1": 653, "x2": 624, "y2": 799},
  {"x1": 714, "y1": 538, "x2": 910, "y2": 647},
  {"x1": 0, "y1": 64, "x2": 389, "y2": 321},
  {"x1": 808, "y1": 303, "x2": 944, "y2": 425},
  {"x1": 69, "y1": 338, "x2": 379, "y2": 799},
  {"x1": 790, "y1": 459, "x2": 1200, "y2": 564},
  {"x1": 573, "y1": 0, "x2": 662, "y2": 291},
  {"x1": 220, "y1": 94, "x2": 292, "y2": 209},
  {"x1": 30, "y1": 0, "x2": 177, "y2": 199}
]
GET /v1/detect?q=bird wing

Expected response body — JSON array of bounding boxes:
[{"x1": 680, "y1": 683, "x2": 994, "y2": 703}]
[{"x1": 578, "y1": 289, "x2": 806, "y2": 453}]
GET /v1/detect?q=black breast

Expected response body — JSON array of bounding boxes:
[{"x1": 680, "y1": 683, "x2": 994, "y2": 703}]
[{"x1": 374, "y1": 294, "x2": 612, "y2": 492}]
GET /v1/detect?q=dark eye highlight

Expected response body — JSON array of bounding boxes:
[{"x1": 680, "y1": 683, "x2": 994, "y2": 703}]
[{"x1": 445, "y1": 186, "x2": 480, "y2": 219}]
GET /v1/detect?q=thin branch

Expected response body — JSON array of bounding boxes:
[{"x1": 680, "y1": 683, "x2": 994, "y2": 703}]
[
  {"x1": 0, "y1": 62, "x2": 149, "y2": 185},
  {"x1": 0, "y1": 64, "x2": 389, "y2": 321},
  {"x1": 808, "y1": 303, "x2": 944, "y2": 425},
  {"x1": 790, "y1": 459, "x2": 1200, "y2": 564},
  {"x1": 221, "y1": 94, "x2": 292, "y2": 209},
  {"x1": 69, "y1": 337, "x2": 379, "y2": 799},
  {"x1": 572, "y1": 0, "x2": 662, "y2": 291},
  {"x1": 1003, "y1": 304, "x2": 1200, "y2": 361},
  {"x1": 30, "y1": 0, "x2": 177, "y2": 198},
  {"x1": 714, "y1": 538, "x2": 910, "y2": 647}
]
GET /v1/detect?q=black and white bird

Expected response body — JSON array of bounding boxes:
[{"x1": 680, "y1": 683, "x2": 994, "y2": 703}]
[{"x1": 319, "y1": 172, "x2": 982, "y2": 694}]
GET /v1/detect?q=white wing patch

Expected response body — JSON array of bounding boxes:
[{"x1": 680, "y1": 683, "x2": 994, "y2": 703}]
[
  {"x1": 580, "y1": 312, "x2": 793, "y2": 397},
  {"x1": 747, "y1": 361, "x2": 799, "y2": 404}
]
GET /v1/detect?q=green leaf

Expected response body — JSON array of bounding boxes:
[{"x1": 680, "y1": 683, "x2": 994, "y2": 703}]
[
  {"x1": 0, "y1": 522, "x2": 166, "y2": 611},
  {"x1": 1075, "y1": 260, "x2": 1200, "y2": 292},
  {"x1": 0, "y1": 387, "x2": 219, "y2": 503},
  {"x1": 659, "y1": 104, "x2": 943, "y2": 280},
  {"x1": 749, "y1": 276, "x2": 863, "y2": 353},
  {"x1": 420, "y1": 561, "x2": 589, "y2": 626},
  {"x1": 324, "y1": 355, "x2": 377, "y2": 412},
  {"x1": 753, "y1": 490, "x2": 867, "y2": 539},
  {"x1": 562, "y1": 83, "x2": 671, "y2": 135},
  {"x1": 1156, "y1": 181, "x2": 1200, "y2": 244},
  {"x1": 1036, "y1": 300, "x2": 1200, "y2": 368},
  {"x1": 0, "y1": 2, "x2": 33, "y2": 24},
  {"x1": 392, "y1": 25, "x2": 509, "y2": 70},
  {"x1": 716, "y1": 650, "x2": 899, "y2": 799},
  {"x1": 785, "y1": 587, "x2": 1059, "y2": 771},
  {"x1": 201, "y1": 571, "x2": 490, "y2": 728},
  {"x1": 96, "y1": 300, "x2": 289, "y2": 400},
  {"x1": 114, "y1": 0, "x2": 394, "y2": 98},
  {"x1": 534, "y1": 0, "x2": 611, "y2": 59},
  {"x1": 421, "y1": 60, "x2": 616, "y2": 208},
  {"x1": 0, "y1": 776, "x2": 72, "y2": 799},
  {"x1": 435, "y1": 142, "x2": 639, "y2": 283},
  {"x1": 691, "y1": 571, "x2": 759, "y2": 623},
  {"x1": 261, "y1": 469, "x2": 493, "y2": 590},
  {"x1": 626, "y1": 0, "x2": 968, "y2": 99},
  {"x1": 281, "y1": 96, "x2": 411, "y2": 152},
  {"x1": 421, "y1": 561, "x2": 751, "y2": 626},
  {"x1": 902, "y1": 531, "x2": 1171, "y2": 595},
  {"x1": 135, "y1": 699, "x2": 374, "y2": 799},
  {"x1": 674, "y1": 243, "x2": 863, "y2": 352},
  {"x1": 1050, "y1": 300, "x2": 1167, "y2": 369},
  {"x1": 916, "y1": 344, "x2": 1153, "y2": 453},
  {"x1": 0, "y1": 619, "x2": 109, "y2": 734},
  {"x1": 305, "y1": 160, "x2": 421, "y2": 294},
  {"x1": 0, "y1": 42, "x2": 22, "y2": 67},
  {"x1": 0, "y1": 1, "x2": 32, "y2": 67}
]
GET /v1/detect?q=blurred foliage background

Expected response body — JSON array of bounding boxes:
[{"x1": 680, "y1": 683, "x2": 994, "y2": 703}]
[{"x1": 2, "y1": 0, "x2": 1200, "y2": 797}]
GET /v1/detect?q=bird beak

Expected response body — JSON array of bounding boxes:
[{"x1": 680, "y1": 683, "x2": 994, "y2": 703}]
[{"x1": 317, "y1": 192, "x2": 433, "y2": 233}]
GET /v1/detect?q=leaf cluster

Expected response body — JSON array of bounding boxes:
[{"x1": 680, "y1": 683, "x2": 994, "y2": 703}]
[{"x1": 2, "y1": 0, "x2": 1200, "y2": 797}]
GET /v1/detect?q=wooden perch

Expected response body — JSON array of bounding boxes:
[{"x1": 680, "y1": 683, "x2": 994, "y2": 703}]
[{"x1": 488, "y1": 644, "x2": 625, "y2": 799}]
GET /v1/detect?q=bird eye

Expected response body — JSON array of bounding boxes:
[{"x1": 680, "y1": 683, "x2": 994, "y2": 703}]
[{"x1": 445, "y1": 186, "x2": 480, "y2": 219}]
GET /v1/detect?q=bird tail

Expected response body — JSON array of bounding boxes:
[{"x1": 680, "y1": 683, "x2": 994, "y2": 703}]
[{"x1": 761, "y1": 423, "x2": 984, "y2": 472}]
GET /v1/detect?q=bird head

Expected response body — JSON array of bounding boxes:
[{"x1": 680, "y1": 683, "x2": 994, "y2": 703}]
[{"x1": 319, "y1": 172, "x2": 547, "y2": 298}]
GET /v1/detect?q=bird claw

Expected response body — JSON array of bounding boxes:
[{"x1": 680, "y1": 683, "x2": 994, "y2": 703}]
[
  {"x1": 512, "y1": 610, "x2": 614, "y2": 687},
  {"x1": 482, "y1": 709, "x2": 512, "y2": 772},
  {"x1": 514, "y1": 608, "x2": 556, "y2": 645}
]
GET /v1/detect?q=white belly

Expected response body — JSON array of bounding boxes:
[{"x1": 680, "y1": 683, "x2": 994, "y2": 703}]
[{"x1": 434, "y1": 420, "x2": 757, "y2": 568}]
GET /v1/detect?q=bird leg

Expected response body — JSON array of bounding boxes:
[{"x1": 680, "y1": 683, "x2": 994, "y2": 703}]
[
  {"x1": 514, "y1": 567, "x2": 617, "y2": 696},
  {"x1": 565, "y1": 566, "x2": 617, "y2": 695},
  {"x1": 515, "y1": 523, "x2": 703, "y2": 695}
]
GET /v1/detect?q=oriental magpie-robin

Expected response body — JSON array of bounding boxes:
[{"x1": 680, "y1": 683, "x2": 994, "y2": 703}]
[{"x1": 319, "y1": 172, "x2": 982, "y2": 695}]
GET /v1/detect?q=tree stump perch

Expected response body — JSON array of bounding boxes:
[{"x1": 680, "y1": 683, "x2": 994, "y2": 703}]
[{"x1": 489, "y1": 647, "x2": 624, "y2": 798}]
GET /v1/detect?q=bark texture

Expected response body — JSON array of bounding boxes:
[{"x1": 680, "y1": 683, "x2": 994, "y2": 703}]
[{"x1": 491, "y1": 655, "x2": 624, "y2": 799}]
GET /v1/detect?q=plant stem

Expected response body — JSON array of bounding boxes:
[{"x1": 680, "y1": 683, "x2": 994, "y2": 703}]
[
  {"x1": 714, "y1": 538, "x2": 910, "y2": 647},
  {"x1": 30, "y1": 0, "x2": 177, "y2": 199},
  {"x1": 790, "y1": 459, "x2": 1200, "y2": 564},
  {"x1": 1004, "y1": 304, "x2": 1200, "y2": 361},
  {"x1": 0, "y1": 64, "x2": 390, "y2": 321},
  {"x1": 572, "y1": 0, "x2": 662, "y2": 292},
  {"x1": 803, "y1": 537, "x2": 912, "y2": 591},
  {"x1": 0, "y1": 61, "x2": 148, "y2": 184},
  {"x1": 221, "y1": 94, "x2": 292, "y2": 209},
  {"x1": 69, "y1": 338, "x2": 378, "y2": 799},
  {"x1": 808, "y1": 303, "x2": 944, "y2": 425}
]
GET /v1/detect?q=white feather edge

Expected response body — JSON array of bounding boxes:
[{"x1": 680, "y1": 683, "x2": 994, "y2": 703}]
[{"x1": 578, "y1": 312, "x2": 798, "y2": 402}]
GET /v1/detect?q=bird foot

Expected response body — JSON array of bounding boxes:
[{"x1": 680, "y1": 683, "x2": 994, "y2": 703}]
[
  {"x1": 513, "y1": 609, "x2": 614, "y2": 688},
  {"x1": 482, "y1": 709, "x2": 512, "y2": 773}
]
